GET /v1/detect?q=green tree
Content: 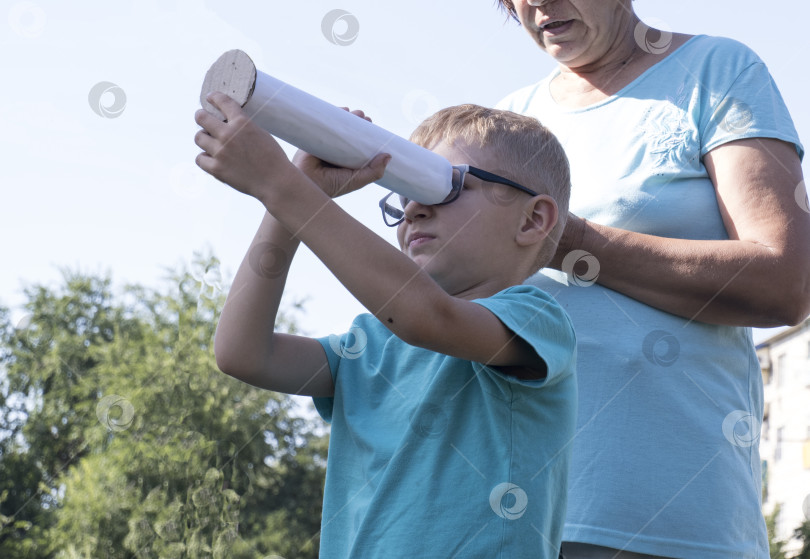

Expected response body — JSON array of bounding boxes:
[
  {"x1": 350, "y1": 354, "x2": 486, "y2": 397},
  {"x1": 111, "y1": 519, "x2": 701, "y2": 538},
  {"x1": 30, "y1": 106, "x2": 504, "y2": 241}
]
[
  {"x1": 766, "y1": 504, "x2": 789, "y2": 559},
  {"x1": 793, "y1": 519, "x2": 810, "y2": 559},
  {"x1": 0, "y1": 257, "x2": 327, "y2": 558}
]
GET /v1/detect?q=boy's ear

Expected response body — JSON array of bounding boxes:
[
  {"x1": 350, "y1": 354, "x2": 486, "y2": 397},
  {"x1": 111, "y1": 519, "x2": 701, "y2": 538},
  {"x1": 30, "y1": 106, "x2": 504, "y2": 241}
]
[{"x1": 515, "y1": 195, "x2": 558, "y2": 247}]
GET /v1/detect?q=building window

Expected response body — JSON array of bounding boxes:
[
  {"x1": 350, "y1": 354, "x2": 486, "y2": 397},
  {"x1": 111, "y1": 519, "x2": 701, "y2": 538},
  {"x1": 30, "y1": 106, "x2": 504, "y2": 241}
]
[
  {"x1": 761, "y1": 459, "x2": 769, "y2": 503},
  {"x1": 775, "y1": 427, "x2": 784, "y2": 461},
  {"x1": 776, "y1": 353, "x2": 787, "y2": 387}
]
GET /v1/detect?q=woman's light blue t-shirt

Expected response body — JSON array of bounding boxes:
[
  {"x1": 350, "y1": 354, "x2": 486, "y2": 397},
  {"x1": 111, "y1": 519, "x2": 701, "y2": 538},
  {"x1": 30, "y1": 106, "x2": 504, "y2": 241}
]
[
  {"x1": 497, "y1": 35, "x2": 802, "y2": 558},
  {"x1": 313, "y1": 285, "x2": 577, "y2": 559}
]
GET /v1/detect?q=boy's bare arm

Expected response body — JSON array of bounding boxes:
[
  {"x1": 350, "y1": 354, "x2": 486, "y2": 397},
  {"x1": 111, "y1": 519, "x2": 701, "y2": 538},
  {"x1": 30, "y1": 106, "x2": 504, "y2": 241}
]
[
  {"x1": 261, "y1": 176, "x2": 545, "y2": 377},
  {"x1": 196, "y1": 93, "x2": 545, "y2": 379},
  {"x1": 212, "y1": 211, "x2": 335, "y2": 396}
]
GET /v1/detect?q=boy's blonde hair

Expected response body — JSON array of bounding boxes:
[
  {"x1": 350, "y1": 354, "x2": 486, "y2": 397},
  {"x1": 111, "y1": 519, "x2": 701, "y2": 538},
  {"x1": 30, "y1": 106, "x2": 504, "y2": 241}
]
[{"x1": 410, "y1": 104, "x2": 571, "y2": 274}]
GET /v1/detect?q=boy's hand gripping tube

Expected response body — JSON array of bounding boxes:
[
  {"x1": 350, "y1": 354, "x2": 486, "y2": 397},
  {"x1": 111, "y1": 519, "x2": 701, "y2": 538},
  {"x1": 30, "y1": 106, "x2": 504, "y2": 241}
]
[{"x1": 200, "y1": 49, "x2": 454, "y2": 205}]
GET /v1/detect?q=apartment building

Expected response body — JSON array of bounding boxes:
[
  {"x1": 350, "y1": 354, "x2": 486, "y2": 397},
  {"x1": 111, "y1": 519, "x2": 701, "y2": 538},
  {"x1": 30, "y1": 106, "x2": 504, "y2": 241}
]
[{"x1": 757, "y1": 320, "x2": 810, "y2": 553}]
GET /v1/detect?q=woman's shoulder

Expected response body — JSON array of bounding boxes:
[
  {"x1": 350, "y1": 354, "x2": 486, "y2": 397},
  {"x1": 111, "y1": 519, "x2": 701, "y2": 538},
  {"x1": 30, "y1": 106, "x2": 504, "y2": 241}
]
[{"x1": 675, "y1": 34, "x2": 764, "y2": 65}]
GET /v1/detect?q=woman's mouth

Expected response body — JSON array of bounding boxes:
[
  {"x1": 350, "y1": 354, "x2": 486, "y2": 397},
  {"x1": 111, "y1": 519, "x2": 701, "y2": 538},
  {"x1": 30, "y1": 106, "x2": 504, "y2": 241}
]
[{"x1": 540, "y1": 19, "x2": 574, "y2": 35}]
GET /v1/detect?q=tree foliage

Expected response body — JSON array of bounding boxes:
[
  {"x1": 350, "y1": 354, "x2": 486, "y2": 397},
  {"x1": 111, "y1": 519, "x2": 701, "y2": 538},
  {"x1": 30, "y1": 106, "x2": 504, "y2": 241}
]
[
  {"x1": 0, "y1": 257, "x2": 326, "y2": 558},
  {"x1": 793, "y1": 519, "x2": 810, "y2": 559},
  {"x1": 766, "y1": 504, "x2": 810, "y2": 559},
  {"x1": 767, "y1": 504, "x2": 790, "y2": 559}
]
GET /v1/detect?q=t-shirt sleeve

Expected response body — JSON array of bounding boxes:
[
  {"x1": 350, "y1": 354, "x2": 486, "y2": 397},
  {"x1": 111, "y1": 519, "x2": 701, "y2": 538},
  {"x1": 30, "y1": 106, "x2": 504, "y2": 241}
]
[
  {"x1": 700, "y1": 56, "x2": 803, "y2": 159},
  {"x1": 312, "y1": 314, "x2": 378, "y2": 422},
  {"x1": 312, "y1": 324, "x2": 369, "y2": 422},
  {"x1": 472, "y1": 285, "x2": 576, "y2": 388},
  {"x1": 312, "y1": 336, "x2": 339, "y2": 422}
]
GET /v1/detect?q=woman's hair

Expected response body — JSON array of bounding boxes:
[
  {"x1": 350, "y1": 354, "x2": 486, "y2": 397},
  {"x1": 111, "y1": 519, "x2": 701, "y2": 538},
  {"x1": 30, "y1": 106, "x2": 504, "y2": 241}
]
[
  {"x1": 496, "y1": 0, "x2": 520, "y2": 22},
  {"x1": 410, "y1": 104, "x2": 571, "y2": 272}
]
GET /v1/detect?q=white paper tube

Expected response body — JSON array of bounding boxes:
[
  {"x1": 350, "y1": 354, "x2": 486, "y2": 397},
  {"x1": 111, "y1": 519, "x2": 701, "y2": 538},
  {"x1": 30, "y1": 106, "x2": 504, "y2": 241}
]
[{"x1": 200, "y1": 49, "x2": 453, "y2": 204}]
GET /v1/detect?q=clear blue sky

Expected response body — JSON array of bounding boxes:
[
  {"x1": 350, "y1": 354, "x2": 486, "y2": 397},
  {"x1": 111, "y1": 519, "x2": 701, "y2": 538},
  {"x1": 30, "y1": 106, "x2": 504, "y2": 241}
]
[{"x1": 3, "y1": 0, "x2": 809, "y2": 343}]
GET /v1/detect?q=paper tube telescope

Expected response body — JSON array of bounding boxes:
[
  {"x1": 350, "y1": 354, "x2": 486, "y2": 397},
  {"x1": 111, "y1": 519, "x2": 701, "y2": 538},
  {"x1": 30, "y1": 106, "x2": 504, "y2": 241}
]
[{"x1": 200, "y1": 50, "x2": 454, "y2": 204}]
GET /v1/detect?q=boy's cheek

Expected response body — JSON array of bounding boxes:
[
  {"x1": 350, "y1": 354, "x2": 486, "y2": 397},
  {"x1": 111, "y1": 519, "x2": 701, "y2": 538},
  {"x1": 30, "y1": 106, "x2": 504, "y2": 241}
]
[{"x1": 396, "y1": 227, "x2": 407, "y2": 251}]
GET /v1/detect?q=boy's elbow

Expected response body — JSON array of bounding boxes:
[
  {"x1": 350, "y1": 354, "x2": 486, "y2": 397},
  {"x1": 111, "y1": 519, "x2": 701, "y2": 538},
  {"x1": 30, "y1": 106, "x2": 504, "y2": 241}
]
[
  {"x1": 213, "y1": 331, "x2": 249, "y2": 379},
  {"x1": 214, "y1": 342, "x2": 239, "y2": 378}
]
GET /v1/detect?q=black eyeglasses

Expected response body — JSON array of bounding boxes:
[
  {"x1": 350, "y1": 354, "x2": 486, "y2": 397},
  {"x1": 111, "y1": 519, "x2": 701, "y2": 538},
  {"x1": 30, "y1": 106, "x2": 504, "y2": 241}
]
[{"x1": 378, "y1": 164, "x2": 539, "y2": 227}]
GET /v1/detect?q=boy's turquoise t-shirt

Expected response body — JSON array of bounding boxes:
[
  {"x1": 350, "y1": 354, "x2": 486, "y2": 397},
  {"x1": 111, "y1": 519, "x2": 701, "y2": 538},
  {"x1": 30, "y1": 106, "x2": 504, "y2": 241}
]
[
  {"x1": 313, "y1": 285, "x2": 577, "y2": 559},
  {"x1": 497, "y1": 35, "x2": 803, "y2": 558}
]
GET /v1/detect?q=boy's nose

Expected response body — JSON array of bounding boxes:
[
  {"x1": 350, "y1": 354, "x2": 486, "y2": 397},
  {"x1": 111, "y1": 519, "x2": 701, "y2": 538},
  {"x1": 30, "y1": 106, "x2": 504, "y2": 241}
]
[{"x1": 403, "y1": 200, "x2": 433, "y2": 221}]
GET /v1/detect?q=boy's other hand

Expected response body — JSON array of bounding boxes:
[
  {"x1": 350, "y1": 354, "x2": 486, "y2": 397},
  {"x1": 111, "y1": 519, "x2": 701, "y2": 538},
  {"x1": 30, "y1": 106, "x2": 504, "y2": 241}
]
[
  {"x1": 292, "y1": 108, "x2": 390, "y2": 198},
  {"x1": 195, "y1": 92, "x2": 300, "y2": 201}
]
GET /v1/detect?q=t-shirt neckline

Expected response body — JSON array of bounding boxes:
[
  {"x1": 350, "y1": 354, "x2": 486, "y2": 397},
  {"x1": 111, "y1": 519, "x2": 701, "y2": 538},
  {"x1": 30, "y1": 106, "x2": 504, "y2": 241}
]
[{"x1": 544, "y1": 34, "x2": 704, "y2": 113}]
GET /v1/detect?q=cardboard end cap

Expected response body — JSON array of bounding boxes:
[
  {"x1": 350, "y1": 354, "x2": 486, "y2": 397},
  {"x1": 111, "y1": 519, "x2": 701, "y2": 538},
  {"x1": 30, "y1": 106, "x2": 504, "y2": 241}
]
[{"x1": 199, "y1": 49, "x2": 257, "y2": 120}]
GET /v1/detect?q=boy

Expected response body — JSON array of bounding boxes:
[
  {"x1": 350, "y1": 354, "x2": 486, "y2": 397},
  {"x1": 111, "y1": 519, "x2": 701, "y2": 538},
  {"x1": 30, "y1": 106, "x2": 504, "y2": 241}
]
[{"x1": 194, "y1": 93, "x2": 576, "y2": 559}]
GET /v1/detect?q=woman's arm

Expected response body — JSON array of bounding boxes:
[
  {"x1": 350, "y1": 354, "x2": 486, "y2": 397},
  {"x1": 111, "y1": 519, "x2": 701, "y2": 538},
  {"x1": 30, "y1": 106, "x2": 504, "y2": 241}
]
[{"x1": 550, "y1": 138, "x2": 810, "y2": 327}]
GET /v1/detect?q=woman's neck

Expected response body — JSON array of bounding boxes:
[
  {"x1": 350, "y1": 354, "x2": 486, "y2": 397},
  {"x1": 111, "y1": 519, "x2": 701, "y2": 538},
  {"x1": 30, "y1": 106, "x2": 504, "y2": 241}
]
[{"x1": 550, "y1": 32, "x2": 692, "y2": 108}]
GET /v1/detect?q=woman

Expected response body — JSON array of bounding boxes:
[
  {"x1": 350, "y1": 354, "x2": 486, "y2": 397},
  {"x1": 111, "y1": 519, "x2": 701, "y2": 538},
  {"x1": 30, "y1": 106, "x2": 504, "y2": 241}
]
[{"x1": 495, "y1": 1, "x2": 810, "y2": 558}]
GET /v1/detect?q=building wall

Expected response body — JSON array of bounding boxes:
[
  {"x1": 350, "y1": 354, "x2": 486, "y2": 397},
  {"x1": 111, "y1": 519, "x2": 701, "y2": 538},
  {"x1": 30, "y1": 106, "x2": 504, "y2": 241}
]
[{"x1": 758, "y1": 323, "x2": 810, "y2": 553}]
